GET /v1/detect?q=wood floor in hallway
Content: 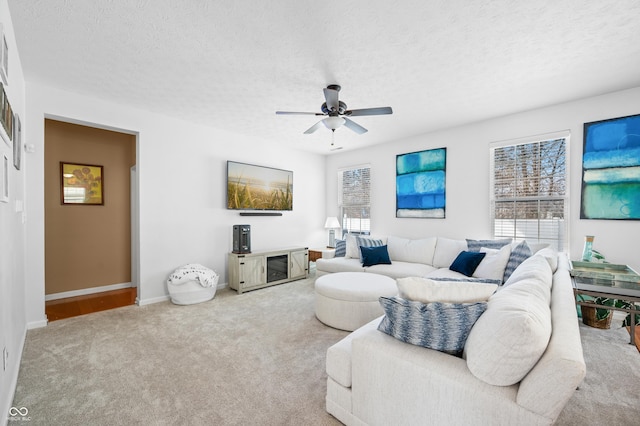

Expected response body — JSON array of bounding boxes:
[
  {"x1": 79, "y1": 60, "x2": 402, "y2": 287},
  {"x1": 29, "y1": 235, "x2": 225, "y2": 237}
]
[{"x1": 45, "y1": 287, "x2": 137, "y2": 321}]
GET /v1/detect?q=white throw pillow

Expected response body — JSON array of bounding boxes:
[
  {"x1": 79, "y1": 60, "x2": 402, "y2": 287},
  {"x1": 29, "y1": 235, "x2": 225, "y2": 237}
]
[
  {"x1": 397, "y1": 277, "x2": 498, "y2": 304},
  {"x1": 345, "y1": 234, "x2": 360, "y2": 259},
  {"x1": 432, "y1": 238, "x2": 468, "y2": 268},
  {"x1": 386, "y1": 236, "x2": 437, "y2": 264},
  {"x1": 503, "y1": 254, "x2": 553, "y2": 299},
  {"x1": 535, "y1": 247, "x2": 559, "y2": 273},
  {"x1": 473, "y1": 245, "x2": 512, "y2": 281},
  {"x1": 463, "y1": 276, "x2": 552, "y2": 386}
]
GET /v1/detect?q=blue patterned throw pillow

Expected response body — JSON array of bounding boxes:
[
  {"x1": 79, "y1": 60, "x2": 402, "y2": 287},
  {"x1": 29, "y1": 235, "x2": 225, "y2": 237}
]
[
  {"x1": 466, "y1": 238, "x2": 512, "y2": 252},
  {"x1": 355, "y1": 236, "x2": 384, "y2": 262},
  {"x1": 377, "y1": 296, "x2": 487, "y2": 356},
  {"x1": 502, "y1": 240, "x2": 532, "y2": 282},
  {"x1": 334, "y1": 239, "x2": 346, "y2": 257}
]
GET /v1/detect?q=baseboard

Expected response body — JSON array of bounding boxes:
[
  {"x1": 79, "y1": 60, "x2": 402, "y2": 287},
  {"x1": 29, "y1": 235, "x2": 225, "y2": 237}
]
[
  {"x1": 137, "y1": 295, "x2": 170, "y2": 306},
  {"x1": 26, "y1": 319, "x2": 48, "y2": 330},
  {"x1": 138, "y1": 282, "x2": 228, "y2": 306},
  {"x1": 45, "y1": 282, "x2": 133, "y2": 301}
]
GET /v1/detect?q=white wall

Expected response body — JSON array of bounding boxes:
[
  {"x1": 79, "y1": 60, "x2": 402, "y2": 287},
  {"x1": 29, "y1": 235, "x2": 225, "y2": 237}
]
[
  {"x1": 0, "y1": 0, "x2": 27, "y2": 419},
  {"x1": 24, "y1": 84, "x2": 327, "y2": 320},
  {"x1": 326, "y1": 87, "x2": 640, "y2": 273}
]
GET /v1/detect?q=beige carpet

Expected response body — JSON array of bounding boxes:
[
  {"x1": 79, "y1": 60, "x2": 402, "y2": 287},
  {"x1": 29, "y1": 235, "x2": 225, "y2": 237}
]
[{"x1": 11, "y1": 275, "x2": 640, "y2": 425}]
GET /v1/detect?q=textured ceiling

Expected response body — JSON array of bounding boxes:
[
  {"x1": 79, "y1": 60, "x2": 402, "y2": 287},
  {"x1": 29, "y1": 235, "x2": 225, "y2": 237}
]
[{"x1": 8, "y1": 0, "x2": 640, "y2": 154}]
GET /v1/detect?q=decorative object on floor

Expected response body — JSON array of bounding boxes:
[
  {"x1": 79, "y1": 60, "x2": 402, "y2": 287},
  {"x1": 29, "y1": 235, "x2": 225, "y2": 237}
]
[
  {"x1": 324, "y1": 216, "x2": 340, "y2": 248},
  {"x1": 166, "y1": 263, "x2": 219, "y2": 305},
  {"x1": 60, "y1": 162, "x2": 104, "y2": 205},
  {"x1": 581, "y1": 299, "x2": 613, "y2": 329},
  {"x1": 396, "y1": 147, "x2": 446, "y2": 218},
  {"x1": 276, "y1": 84, "x2": 392, "y2": 136},
  {"x1": 581, "y1": 235, "x2": 594, "y2": 261},
  {"x1": 581, "y1": 113, "x2": 640, "y2": 220},
  {"x1": 226, "y1": 161, "x2": 292, "y2": 211}
]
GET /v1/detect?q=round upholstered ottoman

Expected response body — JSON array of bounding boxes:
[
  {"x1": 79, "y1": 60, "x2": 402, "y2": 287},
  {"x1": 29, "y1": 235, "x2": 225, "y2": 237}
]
[{"x1": 314, "y1": 272, "x2": 397, "y2": 331}]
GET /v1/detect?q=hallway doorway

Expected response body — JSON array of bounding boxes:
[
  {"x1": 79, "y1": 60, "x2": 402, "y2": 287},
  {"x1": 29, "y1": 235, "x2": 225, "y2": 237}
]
[{"x1": 44, "y1": 119, "x2": 138, "y2": 318}]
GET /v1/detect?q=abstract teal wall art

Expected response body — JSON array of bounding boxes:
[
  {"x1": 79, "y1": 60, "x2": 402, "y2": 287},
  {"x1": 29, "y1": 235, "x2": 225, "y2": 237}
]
[
  {"x1": 396, "y1": 148, "x2": 446, "y2": 218},
  {"x1": 581, "y1": 113, "x2": 640, "y2": 220}
]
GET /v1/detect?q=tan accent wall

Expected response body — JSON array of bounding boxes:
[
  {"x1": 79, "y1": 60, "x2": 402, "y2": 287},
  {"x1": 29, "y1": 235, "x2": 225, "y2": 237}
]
[{"x1": 44, "y1": 119, "x2": 136, "y2": 295}]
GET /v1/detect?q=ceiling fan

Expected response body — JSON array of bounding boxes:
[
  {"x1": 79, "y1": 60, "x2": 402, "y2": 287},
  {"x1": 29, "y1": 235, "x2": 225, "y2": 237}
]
[{"x1": 276, "y1": 84, "x2": 393, "y2": 135}]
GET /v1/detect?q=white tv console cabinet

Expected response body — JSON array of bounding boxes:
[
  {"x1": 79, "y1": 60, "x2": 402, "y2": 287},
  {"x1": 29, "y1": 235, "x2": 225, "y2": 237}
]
[{"x1": 228, "y1": 247, "x2": 309, "y2": 294}]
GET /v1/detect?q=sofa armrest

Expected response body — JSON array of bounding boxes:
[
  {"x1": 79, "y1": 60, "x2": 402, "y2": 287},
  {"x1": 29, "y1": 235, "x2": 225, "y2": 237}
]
[
  {"x1": 517, "y1": 253, "x2": 586, "y2": 420},
  {"x1": 350, "y1": 329, "x2": 550, "y2": 426},
  {"x1": 322, "y1": 249, "x2": 336, "y2": 259}
]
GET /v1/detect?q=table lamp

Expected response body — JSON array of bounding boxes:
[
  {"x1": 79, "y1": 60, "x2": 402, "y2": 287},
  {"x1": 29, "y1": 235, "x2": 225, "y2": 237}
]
[{"x1": 324, "y1": 216, "x2": 341, "y2": 248}]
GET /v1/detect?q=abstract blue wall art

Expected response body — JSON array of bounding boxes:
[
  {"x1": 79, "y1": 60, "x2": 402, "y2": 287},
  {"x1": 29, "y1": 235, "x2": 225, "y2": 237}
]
[
  {"x1": 396, "y1": 148, "x2": 446, "y2": 218},
  {"x1": 581, "y1": 113, "x2": 640, "y2": 220}
]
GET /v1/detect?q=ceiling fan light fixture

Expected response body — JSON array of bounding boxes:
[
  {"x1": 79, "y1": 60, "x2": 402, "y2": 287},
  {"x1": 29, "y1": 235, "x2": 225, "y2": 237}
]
[{"x1": 323, "y1": 116, "x2": 345, "y2": 130}]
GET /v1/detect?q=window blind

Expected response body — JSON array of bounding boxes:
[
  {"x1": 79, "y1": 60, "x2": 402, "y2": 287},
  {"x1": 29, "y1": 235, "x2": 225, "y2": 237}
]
[
  {"x1": 491, "y1": 136, "x2": 568, "y2": 251},
  {"x1": 338, "y1": 166, "x2": 371, "y2": 236}
]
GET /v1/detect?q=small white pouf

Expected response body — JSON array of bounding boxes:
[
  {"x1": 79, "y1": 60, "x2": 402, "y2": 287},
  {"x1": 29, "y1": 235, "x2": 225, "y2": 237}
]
[
  {"x1": 315, "y1": 272, "x2": 397, "y2": 331},
  {"x1": 167, "y1": 264, "x2": 219, "y2": 305}
]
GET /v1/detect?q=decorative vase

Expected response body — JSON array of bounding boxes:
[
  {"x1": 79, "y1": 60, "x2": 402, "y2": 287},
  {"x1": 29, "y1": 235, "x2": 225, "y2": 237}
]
[{"x1": 581, "y1": 235, "x2": 594, "y2": 262}]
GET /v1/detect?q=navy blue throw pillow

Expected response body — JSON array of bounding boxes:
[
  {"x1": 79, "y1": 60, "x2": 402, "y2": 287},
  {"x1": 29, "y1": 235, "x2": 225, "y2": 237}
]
[
  {"x1": 360, "y1": 245, "x2": 392, "y2": 267},
  {"x1": 450, "y1": 251, "x2": 486, "y2": 277}
]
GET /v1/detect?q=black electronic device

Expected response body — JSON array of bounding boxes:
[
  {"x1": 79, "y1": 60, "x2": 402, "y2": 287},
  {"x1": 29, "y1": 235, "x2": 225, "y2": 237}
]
[{"x1": 232, "y1": 225, "x2": 251, "y2": 254}]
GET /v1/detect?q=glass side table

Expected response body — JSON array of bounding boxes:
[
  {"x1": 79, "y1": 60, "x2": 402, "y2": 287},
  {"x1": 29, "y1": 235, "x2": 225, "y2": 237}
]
[{"x1": 571, "y1": 261, "x2": 640, "y2": 346}]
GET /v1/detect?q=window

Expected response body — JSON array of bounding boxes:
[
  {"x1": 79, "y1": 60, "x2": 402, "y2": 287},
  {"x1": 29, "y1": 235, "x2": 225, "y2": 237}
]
[
  {"x1": 490, "y1": 132, "x2": 569, "y2": 251},
  {"x1": 338, "y1": 165, "x2": 371, "y2": 237}
]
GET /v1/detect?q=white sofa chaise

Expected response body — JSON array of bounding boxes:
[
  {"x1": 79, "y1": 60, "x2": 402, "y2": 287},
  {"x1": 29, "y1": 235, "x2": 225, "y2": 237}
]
[{"x1": 325, "y1": 251, "x2": 586, "y2": 426}]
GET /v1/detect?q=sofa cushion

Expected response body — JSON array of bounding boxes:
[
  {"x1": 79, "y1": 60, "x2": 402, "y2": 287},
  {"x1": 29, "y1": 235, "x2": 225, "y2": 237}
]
[
  {"x1": 334, "y1": 239, "x2": 346, "y2": 257},
  {"x1": 378, "y1": 296, "x2": 487, "y2": 356},
  {"x1": 386, "y1": 236, "x2": 437, "y2": 265},
  {"x1": 316, "y1": 257, "x2": 365, "y2": 273},
  {"x1": 326, "y1": 317, "x2": 381, "y2": 388},
  {"x1": 535, "y1": 247, "x2": 559, "y2": 273},
  {"x1": 396, "y1": 277, "x2": 498, "y2": 303},
  {"x1": 360, "y1": 245, "x2": 392, "y2": 267},
  {"x1": 365, "y1": 261, "x2": 437, "y2": 279},
  {"x1": 502, "y1": 240, "x2": 532, "y2": 282},
  {"x1": 432, "y1": 238, "x2": 467, "y2": 268},
  {"x1": 464, "y1": 271, "x2": 552, "y2": 386},
  {"x1": 345, "y1": 235, "x2": 386, "y2": 259},
  {"x1": 503, "y1": 254, "x2": 553, "y2": 296},
  {"x1": 466, "y1": 238, "x2": 512, "y2": 252},
  {"x1": 473, "y1": 244, "x2": 512, "y2": 282},
  {"x1": 449, "y1": 251, "x2": 486, "y2": 277}
]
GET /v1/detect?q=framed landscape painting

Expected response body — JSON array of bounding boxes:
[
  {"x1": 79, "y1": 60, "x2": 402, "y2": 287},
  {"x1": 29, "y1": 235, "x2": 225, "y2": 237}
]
[
  {"x1": 396, "y1": 147, "x2": 446, "y2": 218},
  {"x1": 581, "y1": 113, "x2": 640, "y2": 220}
]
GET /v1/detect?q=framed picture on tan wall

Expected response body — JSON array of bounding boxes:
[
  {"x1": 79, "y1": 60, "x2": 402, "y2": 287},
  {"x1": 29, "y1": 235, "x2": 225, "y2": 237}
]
[{"x1": 60, "y1": 162, "x2": 104, "y2": 205}]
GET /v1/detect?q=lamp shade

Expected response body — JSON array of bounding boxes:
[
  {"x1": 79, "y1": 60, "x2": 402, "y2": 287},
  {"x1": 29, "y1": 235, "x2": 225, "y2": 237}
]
[
  {"x1": 323, "y1": 116, "x2": 345, "y2": 130},
  {"x1": 324, "y1": 217, "x2": 340, "y2": 229}
]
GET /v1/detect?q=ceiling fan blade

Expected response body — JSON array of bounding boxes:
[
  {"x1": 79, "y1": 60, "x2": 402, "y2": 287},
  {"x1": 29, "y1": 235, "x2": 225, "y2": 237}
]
[
  {"x1": 276, "y1": 111, "x2": 324, "y2": 116},
  {"x1": 345, "y1": 106, "x2": 393, "y2": 116},
  {"x1": 343, "y1": 118, "x2": 368, "y2": 134},
  {"x1": 323, "y1": 87, "x2": 340, "y2": 112},
  {"x1": 303, "y1": 120, "x2": 325, "y2": 134}
]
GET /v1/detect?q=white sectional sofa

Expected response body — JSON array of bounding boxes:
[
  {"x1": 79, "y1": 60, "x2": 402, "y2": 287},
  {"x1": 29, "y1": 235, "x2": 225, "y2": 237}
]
[
  {"x1": 317, "y1": 235, "x2": 520, "y2": 282},
  {"x1": 322, "y1": 235, "x2": 586, "y2": 425}
]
